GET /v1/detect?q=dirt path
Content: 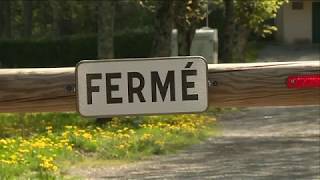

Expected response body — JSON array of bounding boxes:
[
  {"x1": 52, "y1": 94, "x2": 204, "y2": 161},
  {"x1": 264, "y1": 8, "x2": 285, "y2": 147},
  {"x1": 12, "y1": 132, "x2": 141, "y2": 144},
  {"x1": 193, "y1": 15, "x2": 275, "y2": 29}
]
[{"x1": 69, "y1": 106, "x2": 320, "y2": 179}]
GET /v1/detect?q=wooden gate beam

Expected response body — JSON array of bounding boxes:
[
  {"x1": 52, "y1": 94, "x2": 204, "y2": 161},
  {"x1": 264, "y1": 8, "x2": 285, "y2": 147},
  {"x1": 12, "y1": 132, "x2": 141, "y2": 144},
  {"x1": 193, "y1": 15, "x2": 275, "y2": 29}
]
[
  {"x1": 0, "y1": 61, "x2": 319, "y2": 112},
  {"x1": 208, "y1": 61, "x2": 320, "y2": 107},
  {"x1": 0, "y1": 67, "x2": 76, "y2": 112}
]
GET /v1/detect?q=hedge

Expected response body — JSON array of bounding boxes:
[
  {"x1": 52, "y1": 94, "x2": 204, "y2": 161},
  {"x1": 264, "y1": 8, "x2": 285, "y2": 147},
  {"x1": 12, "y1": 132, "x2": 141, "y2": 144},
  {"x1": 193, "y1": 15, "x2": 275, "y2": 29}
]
[{"x1": 0, "y1": 32, "x2": 153, "y2": 68}]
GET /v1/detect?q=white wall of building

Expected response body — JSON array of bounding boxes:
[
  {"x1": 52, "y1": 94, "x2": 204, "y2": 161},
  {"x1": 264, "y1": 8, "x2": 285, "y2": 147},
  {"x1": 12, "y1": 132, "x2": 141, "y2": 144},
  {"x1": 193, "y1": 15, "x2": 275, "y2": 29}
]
[{"x1": 277, "y1": 1, "x2": 313, "y2": 44}]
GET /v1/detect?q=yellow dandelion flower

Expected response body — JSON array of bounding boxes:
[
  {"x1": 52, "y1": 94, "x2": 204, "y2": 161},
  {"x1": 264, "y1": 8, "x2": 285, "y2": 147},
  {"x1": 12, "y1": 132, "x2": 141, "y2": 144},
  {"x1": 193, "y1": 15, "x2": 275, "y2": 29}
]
[
  {"x1": 118, "y1": 144, "x2": 125, "y2": 149},
  {"x1": 82, "y1": 133, "x2": 92, "y2": 140},
  {"x1": 18, "y1": 149, "x2": 30, "y2": 153},
  {"x1": 141, "y1": 133, "x2": 153, "y2": 141},
  {"x1": 0, "y1": 139, "x2": 7, "y2": 145},
  {"x1": 66, "y1": 145, "x2": 73, "y2": 150},
  {"x1": 64, "y1": 125, "x2": 73, "y2": 129},
  {"x1": 9, "y1": 154, "x2": 17, "y2": 160}
]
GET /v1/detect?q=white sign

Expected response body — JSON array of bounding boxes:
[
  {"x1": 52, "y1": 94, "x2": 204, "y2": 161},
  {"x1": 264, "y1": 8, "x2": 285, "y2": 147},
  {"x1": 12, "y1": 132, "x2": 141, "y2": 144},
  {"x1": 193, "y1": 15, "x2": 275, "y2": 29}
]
[{"x1": 76, "y1": 56, "x2": 208, "y2": 117}]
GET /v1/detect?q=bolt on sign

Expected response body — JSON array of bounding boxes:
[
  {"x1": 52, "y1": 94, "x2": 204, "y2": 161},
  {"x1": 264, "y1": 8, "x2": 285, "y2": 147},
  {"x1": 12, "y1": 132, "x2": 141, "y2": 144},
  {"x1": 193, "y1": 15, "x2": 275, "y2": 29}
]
[{"x1": 76, "y1": 56, "x2": 208, "y2": 117}]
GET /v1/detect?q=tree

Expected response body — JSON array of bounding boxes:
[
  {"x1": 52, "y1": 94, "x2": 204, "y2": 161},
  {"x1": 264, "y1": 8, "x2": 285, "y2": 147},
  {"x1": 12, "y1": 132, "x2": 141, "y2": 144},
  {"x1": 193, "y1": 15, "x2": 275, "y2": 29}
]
[
  {"x1": 0, "y1": 1, "x2": 4, "y2": 38},
  {"x1": 50, "y1": 0, "x2": 61, "y2": 38},
  {"x1": 150, "y1": 0, "x2": 174, "y2": 57},
  {"x1": 174, "y1": 0, "x2": 207, "y2": 56},
  {"x1": 23, "y1": 0, "x2": 33, "y2": 38},
  {"x1": 220, "y1": 0, "x2": 236, "y2": 62},
  {"x1": 139, "y1": 0, "x2": 206, "y2": 57},
  {"x1": 220, "y1": 0, "x2": 288, "y2": 62},
  {"x1": 1, "y1": 0, "x2": 12, "y2": 39},
  {"x1": 96, "y1": 1, "x2": 115, "y2": 125},
  {"x1": 58, "y1": 1, "x2": 73, "y2": 36},
  {"x1": 49, "y1": 0, "x2": 74, "y2": 38},
  {"x1": 97, "y1": 1, "x2": 115, "y2": 59}
]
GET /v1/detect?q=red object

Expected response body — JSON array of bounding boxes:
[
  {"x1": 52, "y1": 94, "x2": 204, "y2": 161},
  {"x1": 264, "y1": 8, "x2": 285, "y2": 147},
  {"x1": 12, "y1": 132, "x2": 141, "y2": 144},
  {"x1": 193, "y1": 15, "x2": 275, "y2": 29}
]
[{"x1": 287, "y1": 74, "x2": 320, "y2": 89}]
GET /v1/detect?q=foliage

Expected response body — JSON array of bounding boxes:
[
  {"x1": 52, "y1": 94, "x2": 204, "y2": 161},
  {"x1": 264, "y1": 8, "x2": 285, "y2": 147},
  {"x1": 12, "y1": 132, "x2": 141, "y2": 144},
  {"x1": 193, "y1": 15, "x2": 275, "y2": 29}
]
[
  {"x1": 0, "y1": 113, "x2": 217, "y2": 178},
  {"x1": 209, "y1": 0, "x2": 287, "y2": 37},
  {"x1": 0, "y1": 32, "x2": 153, "y2": 67},
  {"x1": 138, "y1": 0, "x2": 208, "y2": 27},
  {"x1": 216, "y1": 0, "x2": 287, "y2": 62},
  {"x1": 234, "y1": 0, "x2": 288, "y2": 37},
  {"x1": 173, "y1": 0, "x2": 208, "y2": 27},
  {"x1": 137, "y1": 0, "x2": 287, "y2": 37},
  {"x1": 0, "y1": 1, "x2": 154, "y2": 39}
]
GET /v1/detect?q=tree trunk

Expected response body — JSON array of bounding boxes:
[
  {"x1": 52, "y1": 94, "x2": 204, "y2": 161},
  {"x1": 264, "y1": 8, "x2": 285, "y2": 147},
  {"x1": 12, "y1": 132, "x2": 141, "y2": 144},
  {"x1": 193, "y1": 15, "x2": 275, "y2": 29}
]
[
  {"x1": 0, "y1": 1, "x2": 4, "y2": 38},
  {"x1": 232, "y1": 24, "x2": 250, "y2": 62},
  {"x1": 50, "y1": 0, "x2": 73, "y2": 38},
  {"x1": 2, "y1": 1, "x2": 11, "y2": 39},
  {"x1": 174, "y1": 0, "x2": 203, "y2": 56},
  {"x1": 97, "y1": 1, "x2": 114, "y2": 59},
  {"x1": 59, "y1": 2, "x2": 73, "y2": 36},
  {"x1": 50, "y1": 0, "x2": 60, "y2": 38},
  {"x1": 23, "y1": 0, "x2": 33, "y2": 38},
  {"x1": 96, "y1": 1, "x2": 115, "y2": 124},
  {"x1": 220, "y1": 0, "x2": 235, "y2": 63},
  {"x1": 151, "y1": 0, "x2": 174, "y2": 57},
  {"x1": 177, "y1": 25, "x2": 196, "y2": 56}
]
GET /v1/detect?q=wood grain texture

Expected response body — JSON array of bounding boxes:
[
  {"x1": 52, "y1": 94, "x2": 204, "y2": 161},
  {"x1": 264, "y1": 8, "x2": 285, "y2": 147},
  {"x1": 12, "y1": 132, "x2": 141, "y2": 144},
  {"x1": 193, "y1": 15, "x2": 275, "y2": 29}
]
[
  {"x1": 208, "y1": 61, "x2": 320, "y2": 107},
  {"x1": 0, "y1": 61, "x2": 319, "y2": 112},
  {"x1": 0, "y1": 68, "x2": 76, "y2": 112}
]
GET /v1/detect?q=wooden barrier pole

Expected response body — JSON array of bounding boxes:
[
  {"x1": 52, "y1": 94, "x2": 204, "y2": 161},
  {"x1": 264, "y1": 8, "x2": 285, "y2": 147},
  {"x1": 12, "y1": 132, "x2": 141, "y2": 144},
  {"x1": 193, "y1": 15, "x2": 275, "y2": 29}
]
[
  {"x1": 0, "y1": 61, "x2": 319, "y2": 112},
  {"x1": 0, "y1": 68, "x2": 76, "y2": 112},
  {"x1": 208, "y1": 61, "x2": 320, "y2": 107}
]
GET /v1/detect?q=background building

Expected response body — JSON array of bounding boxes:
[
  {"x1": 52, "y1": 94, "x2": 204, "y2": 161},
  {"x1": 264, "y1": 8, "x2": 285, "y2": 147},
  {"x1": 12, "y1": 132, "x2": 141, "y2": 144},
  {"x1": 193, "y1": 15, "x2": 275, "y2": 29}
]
[{"x1": 276, "y1": 0, "x2": 320, "y2": 44}]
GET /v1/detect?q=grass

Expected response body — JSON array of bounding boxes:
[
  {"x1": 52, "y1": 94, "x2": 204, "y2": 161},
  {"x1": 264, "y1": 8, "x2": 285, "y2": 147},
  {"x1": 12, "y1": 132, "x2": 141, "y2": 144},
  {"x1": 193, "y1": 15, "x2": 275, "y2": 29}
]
[{"x1": 0, "y1": 112, "x2": 218, "y2": 179}]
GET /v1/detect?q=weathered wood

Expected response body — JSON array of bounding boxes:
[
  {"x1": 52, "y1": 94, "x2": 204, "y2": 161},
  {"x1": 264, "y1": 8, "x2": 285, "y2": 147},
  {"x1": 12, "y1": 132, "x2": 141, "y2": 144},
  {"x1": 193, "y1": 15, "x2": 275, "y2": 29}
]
[
  {"x1": 208, "y1": 61, "x2": 320, "y2": 107},
  {"x1": 0, "y1": 68, "x2": 76, "y2": 112},
  {"x1": 0, "y1": 61, "x2": 319, "y2": 112}
]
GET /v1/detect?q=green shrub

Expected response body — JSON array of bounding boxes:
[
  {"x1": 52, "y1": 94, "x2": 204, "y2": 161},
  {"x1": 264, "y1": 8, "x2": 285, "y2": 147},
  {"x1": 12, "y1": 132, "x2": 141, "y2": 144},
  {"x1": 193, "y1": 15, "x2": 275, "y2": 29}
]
[{"x1": 0, "y1": 32, "x2": 153, "y2": 68}]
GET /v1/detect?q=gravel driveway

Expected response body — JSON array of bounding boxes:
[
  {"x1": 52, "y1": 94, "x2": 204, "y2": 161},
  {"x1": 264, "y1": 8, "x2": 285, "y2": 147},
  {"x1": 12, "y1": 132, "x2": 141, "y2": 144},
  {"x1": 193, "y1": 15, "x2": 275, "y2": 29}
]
[
  {"x1": 257, "y1": 44, "x2": 319, "y2": 62},
  {"x1": 69, "y1": 106, "x2": 320, "y2": 179}
]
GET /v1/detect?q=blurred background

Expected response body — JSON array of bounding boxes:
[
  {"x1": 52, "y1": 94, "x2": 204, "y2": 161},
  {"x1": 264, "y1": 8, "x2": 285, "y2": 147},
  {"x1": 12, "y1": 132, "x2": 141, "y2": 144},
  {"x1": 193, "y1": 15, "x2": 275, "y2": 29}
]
[{"x1": 0, "y1": 0, "x2": 296, "y2": 68}]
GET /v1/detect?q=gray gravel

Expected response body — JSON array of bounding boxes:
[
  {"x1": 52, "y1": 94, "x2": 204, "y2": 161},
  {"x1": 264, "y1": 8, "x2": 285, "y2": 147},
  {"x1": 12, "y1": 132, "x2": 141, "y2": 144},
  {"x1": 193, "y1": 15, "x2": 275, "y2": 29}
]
[
  {"x1": 69, "y1": 106, "x2": 320, "y2": 180},
  {"x1": 257, "y1": 44, "x2": 319, "y2": 62}
]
